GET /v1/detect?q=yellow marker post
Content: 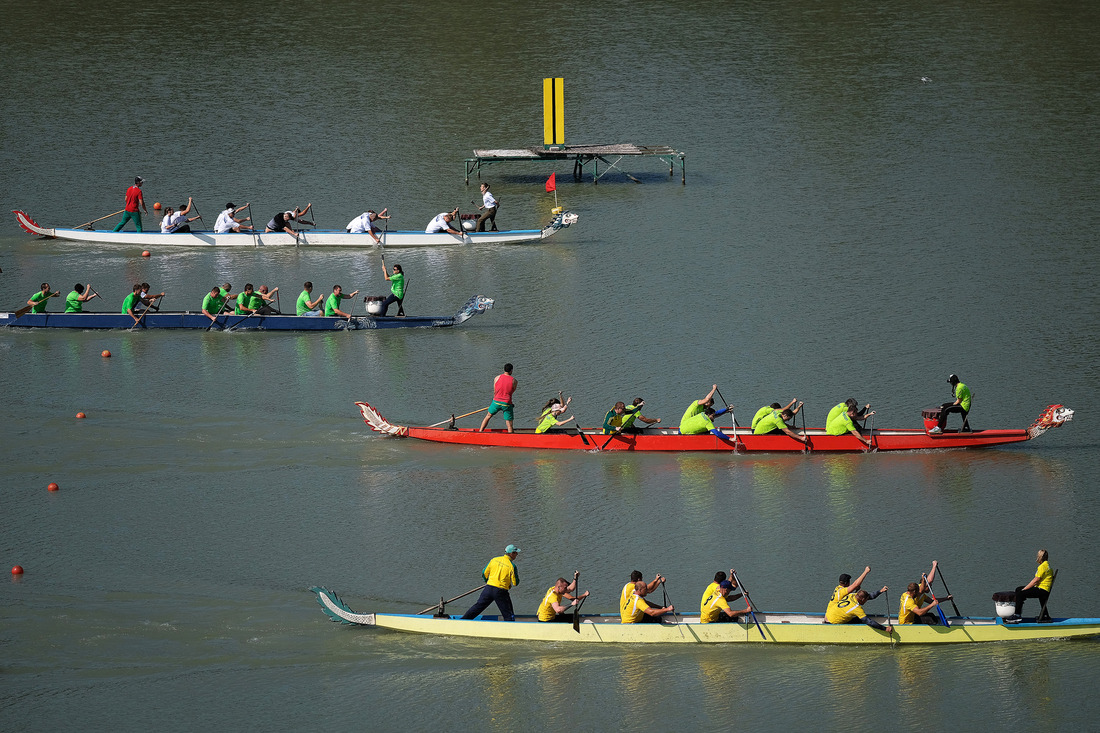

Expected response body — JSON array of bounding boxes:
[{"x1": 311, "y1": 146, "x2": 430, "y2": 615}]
[{"x1": 543, "y1": 77, "x2": 565, "y2": 148}]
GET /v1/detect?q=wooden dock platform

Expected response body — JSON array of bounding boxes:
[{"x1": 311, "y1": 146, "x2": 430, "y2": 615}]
[{"x1": 465, "y1": 143, "x2": 686, "y2": 185}]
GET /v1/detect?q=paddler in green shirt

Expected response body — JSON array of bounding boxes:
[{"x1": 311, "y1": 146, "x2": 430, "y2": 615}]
[
  {"x1": 234, "y1": 284, "x2": 258, "y2": 315},
  {"x1": 121, "y1": 283, "x2": 144, "y2": 324},
  {"x1": 65, "y1": 283, "x2": 98, "y2": 312},
  {"x1": 752, "y1": 399, "x2": 801, "y2": 431},
  {"x1": 296, "y1": 281, "x2": 325, "y2": 316},
  {"x1": 753, "y1": 407, "x2": 810, "y2": 446},
  {"x1": 826, "y1": 404, "x2": 875, "y2": 448},
  {"x1": 678, "y1": 384, "x2": 736, "y2": 445},
  {"x1": 380, "y1": 263, "x2": 405, "y2": 316},
  {"x1": 27, "y1": 283, "x2": 59, "y2": 313},
  {"x1": 202, "y1": 285, "x2": 229, "y2": 323},
  {"x1": 930, "y1": 374, "x2": 972, "y2": 433},
  {"x1": 325, "y1": 284, "x2": 359, "y2": 318}
]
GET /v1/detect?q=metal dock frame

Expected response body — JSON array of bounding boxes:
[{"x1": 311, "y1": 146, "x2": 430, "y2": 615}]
[{"x1": 465, "y1": 144, "x2": 686, "y2": 185}]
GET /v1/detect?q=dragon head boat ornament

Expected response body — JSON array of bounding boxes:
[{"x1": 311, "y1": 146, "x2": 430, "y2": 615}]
[{"x1": 1026, "y1": 404, "x2": 1074, "y2": 439}]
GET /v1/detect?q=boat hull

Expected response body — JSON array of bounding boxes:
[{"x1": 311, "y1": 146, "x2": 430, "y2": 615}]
[
  {"x1": 311, "y1": 589, "x2": 1100, "y2": 644},
  {"x1": 399, "y1": 425, "x2": 1031, "y2": 452},
  {"x1": 13, "y1": 210, "x2": 576, "y2": 248}
]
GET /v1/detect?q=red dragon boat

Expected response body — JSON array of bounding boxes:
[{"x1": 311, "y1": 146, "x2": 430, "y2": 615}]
[{"x1": 355, "y1": 402, "x2": 1073, "y2": 453}]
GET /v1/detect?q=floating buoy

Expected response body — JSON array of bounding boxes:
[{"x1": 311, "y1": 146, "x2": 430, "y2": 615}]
[
  {"x1": 153, "y1": 202, "x2": 162, "y2": 210},
  {"x1": 11, "y1": 566, "x2": 23, "y2": 575},
  {"x1": 76, "y1": 412, "x2": 86, "y2": 419},
  {"x1": 141, "y1": 250, "x2": 151, "y2": 257},
  {"x1": 101, "y1": 349, "x2": 111, "y2": 357},
  {"x1": 47, "y1": 482, "x2": 59, "y2": 491}
]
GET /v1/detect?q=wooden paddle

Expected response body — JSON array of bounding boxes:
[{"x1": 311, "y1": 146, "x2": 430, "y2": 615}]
[
  {"x1": 662, "y1": 579, "x2": 680, "y2": 624},
  {"x1": 731, "y1": 570, "x2": 766, "y2": 640},
  {"x1": 922, "y1": 573, "x2": 950, "y2": 627},
  {"x1": 416, "y1": 584, "x2": 486, "y2": 616},
  {"x1": 428, "y1": 407, "x2": 488, "y2": 429},
  {"x1": 936, "y1": 565, "x2": 963, "y2": 617},
  {"x1": 128, "y1": 303, "x2": 154, "y2": 331},
  {"x1": 74, "y1": 210, "x2": 124, "y2": 229},
  {"x1": 15, "y1": 291, "x2": 59, "y2": 318}
]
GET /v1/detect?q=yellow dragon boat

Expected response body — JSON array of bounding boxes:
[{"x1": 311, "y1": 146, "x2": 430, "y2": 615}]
[{"x1": 310, "y1": 587, "x2": 1100, "y2": 645}]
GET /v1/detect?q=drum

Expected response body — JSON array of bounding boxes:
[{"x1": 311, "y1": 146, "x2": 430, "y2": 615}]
[
  {"x1": 991, "y1": 590, "x2": 1017, "y2": 617},
  {"x1": 921, "y1": 405, "x2": 943, "y2": 431},
  {"x1": 364, "y1": 296, "x2": 386, "y2": 315}
]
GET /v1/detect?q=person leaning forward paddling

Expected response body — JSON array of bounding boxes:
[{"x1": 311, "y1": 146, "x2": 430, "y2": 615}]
[
  {"x1": 537, "y1": 574, "x2": 589, "y2": 622},
  {"x1": 825, "y1": 566, "x2": 891, "y2": 632},
  {"x1": 121, "y1": 283, "x2": 146, "y2": 324},
  {"x1": 701, "y1": 578, "x2": 752, "y2": 624},
  {"x1": 27, "y1": 283, "x2": 59, "y2": 314},
  {"x1": 461, "y1": 544, "x2": 521, "y2": 622},
  {"x1": 898, "y1": 560, "x2": 951, "y2": 625},
  {"x1": 620, "y1": 570, "x2": 664, "y2": 609},
  {"x1": 678, "y1": 384, "x2": 735, "y2": 446},
  {"x1": 826, "y1": 403, "x2": 875, "y2": 448},
  {"x1": 202, "y1": 285, "x2": 230, "y2": 322},
  {"x1": 621, "y1": 578, "x2": 674, "y2": 624},
  {"x1": 479, "y1": 363, "x2": 518, "y2": 433},
  {"x1": 325, "y1": 285, "x2": 359, "y2": 318},
  {"x1": 215, "y1": 203, "x2": 253, "y2": 233},
  {"x1": 265, "y1": 203, "x2": 311, "y2": 235}
]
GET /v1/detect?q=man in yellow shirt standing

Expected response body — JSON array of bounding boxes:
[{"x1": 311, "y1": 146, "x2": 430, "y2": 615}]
[
  {"x1": 461, "y1": 545, "x2": 521, "y2": 622},
  {"x1": 537, "y1": 574, "x2": 590, "y2": 622}
]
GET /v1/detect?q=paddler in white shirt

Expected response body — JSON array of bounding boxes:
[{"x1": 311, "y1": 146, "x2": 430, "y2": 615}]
[
  {"x1": 160, "y1": 197, "x2": 200, "y2": 233},
  {"x1": 215, "y1": 202, "x2": 254, "y2": 233},
  {"x1": 346, "y1": 208, "x2": 390, "y2": 243},
  {"x1": 425, "y1": 208, "x2": 464, "y2": 235}
]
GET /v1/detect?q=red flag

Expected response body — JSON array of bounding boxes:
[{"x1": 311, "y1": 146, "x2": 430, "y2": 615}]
[{"x1": 545, "y1": 172, "x2": 556, "y2": 192}]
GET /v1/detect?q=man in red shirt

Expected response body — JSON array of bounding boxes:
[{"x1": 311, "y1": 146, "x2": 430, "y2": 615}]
[
  {"x1": 479, "y1": 363, "x2": 518, "y2": 433},
  {"x1": 113, "y1": 177, "x2": 148, "y2": 232}
]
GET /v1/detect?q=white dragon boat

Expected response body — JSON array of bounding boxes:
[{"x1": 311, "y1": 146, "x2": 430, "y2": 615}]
[{"x1": 13, "y1": 209, "x2": 578, "y2": 248}]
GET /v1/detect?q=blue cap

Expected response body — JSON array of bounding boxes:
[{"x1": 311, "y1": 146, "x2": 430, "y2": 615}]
[{"x1": 505, "y1": 544, "x2": 521, "y2": 554}]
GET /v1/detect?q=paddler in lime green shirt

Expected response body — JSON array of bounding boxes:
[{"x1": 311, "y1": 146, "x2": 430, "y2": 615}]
[
  {"x1": 619, "y1": 398, "x2": 660, "y2": 432},
  {"x1": 234, "y1": 284, "x2": 258, "y2": 315},
  {"x1": 827, "y1": 404, "x2": 875, "y2": 447},
  {"x1": 121, "y1": 283, "x2": 144, "y2": 323},
  {"x1": 27, "y1": 283, "x2": 59, "y2": 313},
  {"x1": 678, "y1": 384, "x2": 735, "y2": 445},
  {"x1": 753, "y1": 399, "x2": 801, "y2": 431},
  {"x1": 536, "y1": 393, "x2": 573, "y2": 434},
  {"x1": 325, "y1": 284, "x2": 359, "y2": 317},
  {"x1": 931, "y1": 374, "x2": 972, "y2": 433},
  {"x1": 753, "y1": 407, "x2": 810, "y2": 446},
  {"x1": 64, "y1": 283, "x2": 98, "y2": 312},
  {"x1": 296, "y1": 281, "x2": 325, "y2": 316}
]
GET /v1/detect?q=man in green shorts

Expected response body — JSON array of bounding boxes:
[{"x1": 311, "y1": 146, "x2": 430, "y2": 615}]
[
  {"x1": 296, "y1": 282, "x2": 325, "y2": 316},
  {"x1": 931, "y1": 374, "x2": 972, "y2": 433},
  {"x1": 479, "y1": 363, "x2": 518, "y2": 433},
  {"x1": 65, "y1": 283, "x2": 98, "y2": 312},
  {"x1": 27, "y1": 283, "x2": 59, "y2": 313}
]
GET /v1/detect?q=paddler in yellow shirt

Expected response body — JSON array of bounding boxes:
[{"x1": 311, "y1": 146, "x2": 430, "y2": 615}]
[
  {"x1": 678, "y1": 384, "x2": 735, "y2": 445},
  {"x1": 825, "y1": 566, "x2": 890, "y2": 631},
  {"x1": 701, "y1": 578, "x2": 751, "y2": 624},
  {"x1": 537, "y1": 574, "x2": 589, "y2": 622},
  {"x1": 536, "y1": 392, "x2": 573, "y2": 434},
  {"x1": 1008, "y1": 549, "x2": 1054, "y2": 622},
  {"x1": 898, "y1": 560, "x2": 951, "y2": 625},
  {"x1": 620, "y1": 579, "x2": 674, "y2": 624},
  {"x1": 461, "y1": 544, "x2": 521, "y2": 622}
]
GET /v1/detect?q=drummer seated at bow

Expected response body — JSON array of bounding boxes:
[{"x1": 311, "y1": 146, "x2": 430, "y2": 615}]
[
  {"x1": 752, "y1": 405, "x2": 810, "y2": 446},
  {"x1": 826, "y1": 403, "x2": 875, "y2": 448},
  {"x1": 898, "y1": 562, "x2": 951, "y2": 625},
  {"x1": 620, "y1": 579, "x2": 674, "y2": 624},
  {"x1": 536, "y1": 393, "x2": 574, "y2": 434},
  {"x1": 751, "y1": 399, "x2": 801, "y2": 431},
  {"x1": 678, "y1": 384, "x2": 734, "y2": 444},
  {"x1": 701, "y1": 576, "x2": 751, "y2": 624},
  {"x1": 537, "y1": 576, "x2": 589, "y2": 622}
]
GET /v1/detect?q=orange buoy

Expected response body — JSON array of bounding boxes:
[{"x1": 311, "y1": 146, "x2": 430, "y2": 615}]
[
  {"x1": 153, "y1": 202, "x2": 162, "y2": 210},
  {"x1": 76, "y1": 412, "x2": 86, "y2": 419},
  {"x1": 101, "y1": 349, "x2": 111, "y2": 358},
  {"x1": 47, "y1": 482, "x2": 59, "y2": 491},
  {"x1": 11, "y1": 566, "x2": 23, "y2": 575},
  {"x1": 141, "y1": 250, "x2": 151, "y2": 257}
]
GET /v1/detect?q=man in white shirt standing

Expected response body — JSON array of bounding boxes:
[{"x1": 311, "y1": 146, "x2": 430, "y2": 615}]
[
  {"x1": 161, "y1": 197, "x2": 201, "y2": 233},
  {"x1": 475, "y1": 182, "x2": 500, "y2": 232},
  {"x1": 214, "y1": 203, "x2": 254, "y2": 233},
  {"x1": 425, "y1": 207, "x2": 464, "y2": 236},
  {"x1": 346, "y1": 208, "x2": 390, "y2": 243}
]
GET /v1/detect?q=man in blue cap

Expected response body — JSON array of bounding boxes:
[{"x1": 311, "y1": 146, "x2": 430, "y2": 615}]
[{"x1": 461, "y1": 544, "x2": 521, "y2": 621}]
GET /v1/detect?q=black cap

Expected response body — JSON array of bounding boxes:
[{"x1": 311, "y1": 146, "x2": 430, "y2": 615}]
[{"x1": 225, "y1": 202, "x2": 235, "y2": 209}]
